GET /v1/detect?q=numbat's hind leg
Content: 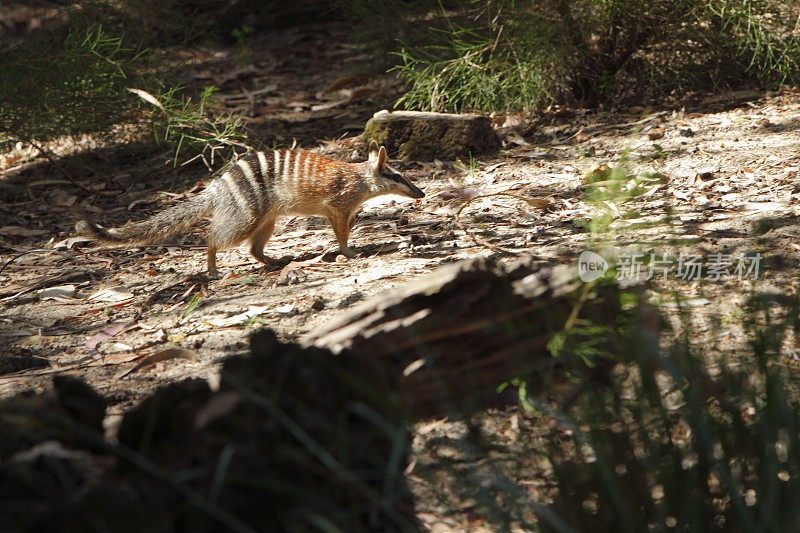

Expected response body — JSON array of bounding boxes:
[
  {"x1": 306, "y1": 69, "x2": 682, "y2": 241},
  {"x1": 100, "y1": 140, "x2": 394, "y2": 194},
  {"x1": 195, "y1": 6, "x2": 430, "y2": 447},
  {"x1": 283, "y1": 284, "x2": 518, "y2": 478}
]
[
  {"x1": 206, "y1": 212, "x2": 259, "y2": 276},
  {"x1": 207, "y1": 242, "x2": 219, "y2": 278},
  {"x1": 249, "y1": 217, "x2": 276, "y2": 265}
]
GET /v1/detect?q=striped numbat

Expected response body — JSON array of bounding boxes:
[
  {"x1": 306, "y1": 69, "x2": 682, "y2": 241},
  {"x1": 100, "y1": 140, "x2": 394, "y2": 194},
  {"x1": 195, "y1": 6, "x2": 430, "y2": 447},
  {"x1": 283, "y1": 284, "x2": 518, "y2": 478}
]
[{"x1": 76, "y1": 141, "x2": 424, "y2": 276}]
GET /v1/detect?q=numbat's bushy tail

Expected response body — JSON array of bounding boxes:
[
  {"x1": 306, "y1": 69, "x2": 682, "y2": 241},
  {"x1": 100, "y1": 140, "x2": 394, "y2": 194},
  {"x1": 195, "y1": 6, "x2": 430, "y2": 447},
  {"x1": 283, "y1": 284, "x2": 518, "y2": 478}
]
[
  {"x1": 75, "y1": 141, "x2": 424, "y2": 276},
  {"x1": 76, "y1": 193, "x2": 213, "y2": 245}
]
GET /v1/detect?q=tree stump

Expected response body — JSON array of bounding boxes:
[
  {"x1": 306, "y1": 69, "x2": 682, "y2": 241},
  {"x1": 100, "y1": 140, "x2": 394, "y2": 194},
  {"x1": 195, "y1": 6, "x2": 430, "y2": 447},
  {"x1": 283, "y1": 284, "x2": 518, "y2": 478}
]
[{"x1": 363, "y1": 110, "x2": 500, "y2": 160}]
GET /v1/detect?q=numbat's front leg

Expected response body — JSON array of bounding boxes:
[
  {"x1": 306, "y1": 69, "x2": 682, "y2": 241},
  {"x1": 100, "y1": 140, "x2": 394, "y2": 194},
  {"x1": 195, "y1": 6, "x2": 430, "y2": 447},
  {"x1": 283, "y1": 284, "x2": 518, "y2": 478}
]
[{"x1": 330, "y1": 215, "x2": 356, "y2": 258}]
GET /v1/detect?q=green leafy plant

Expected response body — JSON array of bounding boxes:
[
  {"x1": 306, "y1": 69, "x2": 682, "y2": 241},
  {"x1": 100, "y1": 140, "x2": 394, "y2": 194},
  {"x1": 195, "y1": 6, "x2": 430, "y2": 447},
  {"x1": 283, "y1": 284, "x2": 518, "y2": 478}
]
[
  {"x1": 393, "y1": 16, "x2": 569, "y2": 113},
  {"x1": 343, "y1": 0, "x2": 800, "y2": 111},
  {"x1": 231, "y1": 25, "x2": 255, "y2": 66},
  {"x1": 454, "y1": 152, "x2": 480, "y2": 179},
  {"x1": 130, "y1": 85, "x2": 250, "y2": 165},
  {"x1": 181, "y1": 293, "x2": 201, "y2": 320},
  {"x1": 0, "y1": 2, "x2": 250, "y2": 166},
  {"x1": 0, "y1": 26, "x2": 146, "y2": 144},
  {"x1": 521, "y1": 289, "x2": 800, "y2": 531}
]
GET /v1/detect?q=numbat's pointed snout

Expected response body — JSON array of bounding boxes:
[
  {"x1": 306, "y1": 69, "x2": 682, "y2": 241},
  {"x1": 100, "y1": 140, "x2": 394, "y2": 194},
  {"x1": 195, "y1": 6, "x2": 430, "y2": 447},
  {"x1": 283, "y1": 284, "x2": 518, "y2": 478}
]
[{"x1": 407, "y1": 182, "x2": 425, "y2": 199}]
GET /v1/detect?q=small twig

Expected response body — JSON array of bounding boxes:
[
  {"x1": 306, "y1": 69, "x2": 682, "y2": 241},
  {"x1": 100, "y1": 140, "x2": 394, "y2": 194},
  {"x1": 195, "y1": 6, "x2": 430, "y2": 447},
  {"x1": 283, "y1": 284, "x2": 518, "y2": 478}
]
[
  {"x1": 0, "y1": 358, "x2": 98, "y2": 380},
  {"x1": 130, "y1": 272, "x2": 208, "y2": 322},
  {"x1": 21, "y1": 137, "x2": 97, "y2": 195},
  {"x1": 0, "y1": 249, "x2": 96, "y2": 280},
  {"x1": 454, "y1": 191, "x2": 549, "y2": 255}
]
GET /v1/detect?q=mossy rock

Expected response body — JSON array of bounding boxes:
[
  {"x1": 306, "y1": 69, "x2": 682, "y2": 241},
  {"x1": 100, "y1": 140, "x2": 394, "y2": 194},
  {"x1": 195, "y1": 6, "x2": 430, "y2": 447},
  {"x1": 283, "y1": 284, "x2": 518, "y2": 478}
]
[{"x1": 363, "y1": 110, "x2": 499, "y2": 161}]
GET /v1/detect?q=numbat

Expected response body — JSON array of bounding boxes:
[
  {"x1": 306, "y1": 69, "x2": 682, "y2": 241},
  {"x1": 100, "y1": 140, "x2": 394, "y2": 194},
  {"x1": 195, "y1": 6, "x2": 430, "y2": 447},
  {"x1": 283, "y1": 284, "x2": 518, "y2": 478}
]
[{"x1": 77, "y1": 141, "x2": 424, "y2": 276}]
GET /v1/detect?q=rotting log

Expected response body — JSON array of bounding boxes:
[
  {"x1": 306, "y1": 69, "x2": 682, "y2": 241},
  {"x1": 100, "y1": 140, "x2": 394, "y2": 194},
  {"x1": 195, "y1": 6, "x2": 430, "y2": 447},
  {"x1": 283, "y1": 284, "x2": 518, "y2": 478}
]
[
  {"x1": 305, "y1": 257, "x2": 630, "y2": 419},
  {"x1": 362, "y1": 110, "x2": 500, "y2": 160}
]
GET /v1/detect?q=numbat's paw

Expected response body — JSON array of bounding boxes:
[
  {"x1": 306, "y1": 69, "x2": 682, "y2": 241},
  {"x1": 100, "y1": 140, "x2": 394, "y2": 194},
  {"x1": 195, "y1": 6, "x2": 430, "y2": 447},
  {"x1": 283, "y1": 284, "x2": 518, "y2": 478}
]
[{"x1": 339, "y1": 247, "x2": 357, "y2": 259}]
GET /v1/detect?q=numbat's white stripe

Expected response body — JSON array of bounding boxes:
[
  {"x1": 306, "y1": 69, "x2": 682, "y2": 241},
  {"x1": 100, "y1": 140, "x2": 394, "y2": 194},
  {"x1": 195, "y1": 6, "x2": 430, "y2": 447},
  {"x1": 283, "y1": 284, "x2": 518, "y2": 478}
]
[
  {"x1": 237, "y1": 159, "x2": 257, "y2": 187},
  {"x1": 273, "y1": 149, "x2": 282, "y2": 178},
  {"x1": 222, "y1": 171, "x2": 253, "y2": 214},
  {"x1": 256, "y1": 152, "x2": 268, "y2": 185},
  {"x1": 303, "y1": 152, "x2": 312, "y2": 179},
  {"x1": 236, "y1": 159, "x2": 262, "y2": 210},
  {"x1": 283, "y1": 150, "x2": 292, "y2": 181}
]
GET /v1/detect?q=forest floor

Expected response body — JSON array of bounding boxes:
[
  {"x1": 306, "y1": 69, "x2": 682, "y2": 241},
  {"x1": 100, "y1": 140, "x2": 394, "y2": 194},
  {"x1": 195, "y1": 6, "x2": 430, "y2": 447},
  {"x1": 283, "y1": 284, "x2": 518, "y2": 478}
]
[{"x1": 3, "y1": 20, "x2": 800, "y2": 532}]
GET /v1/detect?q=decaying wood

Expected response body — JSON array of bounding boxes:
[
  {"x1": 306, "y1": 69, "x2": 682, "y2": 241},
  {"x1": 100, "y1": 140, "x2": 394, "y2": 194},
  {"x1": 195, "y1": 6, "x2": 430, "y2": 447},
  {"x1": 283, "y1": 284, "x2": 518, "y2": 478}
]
[
  {"x1": 306, "y1": 257, "x2": 627, "y2": 418},
  {"x1": 362, "y1": 110, "x2": 500, "y2": 160}
]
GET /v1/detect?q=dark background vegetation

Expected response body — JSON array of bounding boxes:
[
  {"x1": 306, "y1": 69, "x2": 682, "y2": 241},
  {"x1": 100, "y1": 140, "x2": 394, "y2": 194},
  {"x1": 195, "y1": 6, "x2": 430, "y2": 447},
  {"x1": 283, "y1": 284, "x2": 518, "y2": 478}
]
[{"x1": 3, "y1": 0, "x2": 798, "y2": 151}]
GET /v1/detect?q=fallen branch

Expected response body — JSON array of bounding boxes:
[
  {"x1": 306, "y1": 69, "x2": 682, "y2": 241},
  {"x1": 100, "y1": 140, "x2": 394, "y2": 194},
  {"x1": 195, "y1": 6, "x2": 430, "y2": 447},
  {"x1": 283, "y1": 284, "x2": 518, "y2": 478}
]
[{"x1": 454, "y1": 191, "x2": 550, "y2": 255}]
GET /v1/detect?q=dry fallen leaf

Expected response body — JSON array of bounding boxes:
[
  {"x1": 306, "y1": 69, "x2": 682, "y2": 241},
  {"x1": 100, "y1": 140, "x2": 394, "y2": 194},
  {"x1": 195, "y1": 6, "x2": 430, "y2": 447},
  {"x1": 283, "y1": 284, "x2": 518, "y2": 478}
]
[
  {"x1": 278, "y1": 253, "x2": 326, "y2": 283},
  {"x1": 348, "y1": 86, "x2": 378, "y2": 101},
  {"x1": 310, "y1": 98, "x2": 350, "y2": 112},
  {"x1": 520, "y1": 197, "x2": 550, "y2": 209},
  {"x1": 88, "y1": 352, "x2": 139, "y2": 366},
  {"x1": 274, "y1": 303, "x2": 295, "y2": 314},
  {"x1": 53, "y1": 194, "x2": 78, "y2": 208},
  {"x1": 18, "y1": 333, "x2": 44, "y2": 346},
  {"x1": 581, "y1": 164, "x2": 612, "y2": 183},
  {"x1": 117, "y1": 347, "x2": 199, "y2": 378},
  {"x1": 53, "y1": 236, "x2": 94, "y2": 249},
  {"x1": 203, "y1": 305, "x2": 271, "y2": 327},
  {"x1": 647, "y1": 126, "x2": 665, "y2": 140},
  {"x1": 37, "y1": 284, "x2": 78, "y2": 301},
  {"x1": 1, "y1": 154, "x2": 21, "y2": 166},
  {"x1": 86, "y1": 286, "x2": 135, "y2": 303},
  {"x1": 86, "y1": 323, "x2": 126, "y2": 353},
  {"x1": 127, "y1": 197, "x2": 157, "y2": 210},
  {"x1": 127, "y1": 87, "x2": 165, "y2": 111},
  {"x1": 193, "y1": 392, "x2": 241, "y2": 431},
  {"x1": 107, "y1": 342, "x2": 135, "y2": 353},
  {"x1": 325, "y1": 74, "x2": 369, "y2": 92}
]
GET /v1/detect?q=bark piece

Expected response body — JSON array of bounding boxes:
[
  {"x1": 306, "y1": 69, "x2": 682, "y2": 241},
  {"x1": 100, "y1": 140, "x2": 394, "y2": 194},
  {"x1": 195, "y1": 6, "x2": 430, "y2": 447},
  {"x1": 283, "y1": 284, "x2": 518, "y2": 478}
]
[
  {"x1": 306, "y1": 257, "x2": 626, "y2": 418},
  {"x1": 363, "y1": 110, "x2": 500, "y2": 160}
]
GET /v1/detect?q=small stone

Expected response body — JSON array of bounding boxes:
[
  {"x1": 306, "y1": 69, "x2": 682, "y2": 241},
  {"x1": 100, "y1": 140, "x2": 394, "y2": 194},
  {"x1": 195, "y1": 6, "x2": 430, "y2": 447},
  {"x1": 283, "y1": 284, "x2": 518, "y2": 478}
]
[
  {"x1": 646, "y1": 126, "x2": 665, "y2": 140},
  {"x1": 275, "y1": 304, "x2": 295, "y2": 315},
  {"x1": 697, "y1": 171, "x2": 715, "y2": 181}
]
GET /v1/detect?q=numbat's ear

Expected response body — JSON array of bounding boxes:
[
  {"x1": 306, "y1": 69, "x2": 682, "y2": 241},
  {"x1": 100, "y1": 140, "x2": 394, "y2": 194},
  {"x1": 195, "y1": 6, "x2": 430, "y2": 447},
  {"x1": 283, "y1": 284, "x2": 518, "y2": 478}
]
[
  {"x1": 376, "y1": 146, "x2": 387, "y2": 168},
  {"x1": 368, "y1": 140, "x2": 380, "y2": 163}
]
